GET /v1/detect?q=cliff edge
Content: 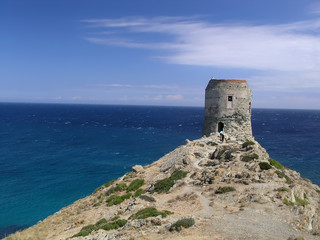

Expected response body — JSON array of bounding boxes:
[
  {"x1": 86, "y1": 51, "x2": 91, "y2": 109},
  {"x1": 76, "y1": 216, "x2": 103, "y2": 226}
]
[{"x1": 5, "y1": 135, "x2": 320, "y2": 240}]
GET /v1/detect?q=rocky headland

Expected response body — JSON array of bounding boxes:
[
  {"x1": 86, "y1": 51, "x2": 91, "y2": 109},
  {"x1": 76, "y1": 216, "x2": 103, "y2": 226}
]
[{"x1": 5, "y1": 134, "x2": 320, "y2": 240}]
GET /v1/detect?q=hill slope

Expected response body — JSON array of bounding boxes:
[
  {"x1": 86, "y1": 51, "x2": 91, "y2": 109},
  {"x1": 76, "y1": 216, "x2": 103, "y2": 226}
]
[{"x1": 5, "y1": 135, "x2": 320, "y2": 240}]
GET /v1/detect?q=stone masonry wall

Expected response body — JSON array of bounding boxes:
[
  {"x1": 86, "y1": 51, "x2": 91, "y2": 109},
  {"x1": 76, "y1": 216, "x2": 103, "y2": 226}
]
[{"x1": 202, "y1": 79, "x2": 252, "y2": 140}]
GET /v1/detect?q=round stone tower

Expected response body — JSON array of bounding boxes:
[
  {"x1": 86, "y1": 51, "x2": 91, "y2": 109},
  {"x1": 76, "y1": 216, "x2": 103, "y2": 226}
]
[{"x1": 202, "y1": 78, "x2": 252, "y2": 139}]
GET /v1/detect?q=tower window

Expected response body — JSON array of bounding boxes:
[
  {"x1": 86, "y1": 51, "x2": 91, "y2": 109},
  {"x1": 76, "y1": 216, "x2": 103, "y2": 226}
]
[{"x1": 227, "y1": 95, "x2": 233, "y2": 108}]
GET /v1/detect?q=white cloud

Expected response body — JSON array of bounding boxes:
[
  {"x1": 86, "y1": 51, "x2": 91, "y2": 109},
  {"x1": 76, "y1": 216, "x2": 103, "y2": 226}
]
[
  {"x1": 309, "y1": 2, "x2": 320, "y2": 15},
  {"x1": 166, "y1": 94, "x2": 183, "y2": 100},
  {"x1": 153, "y1": 95, "x2": 163, "y2": 100},
  {"x1": 96, "y1": 83, "x2": 132, "y2": 88},
  {"x1": 142, "y1": 84, "x2": 179, "y2": 89},
  {"x1": 83, "y1": 17, "x2": 320, "y2": 73},
  {"x1": 82, "y1": 16, "x2": 320, "y2": 108}
]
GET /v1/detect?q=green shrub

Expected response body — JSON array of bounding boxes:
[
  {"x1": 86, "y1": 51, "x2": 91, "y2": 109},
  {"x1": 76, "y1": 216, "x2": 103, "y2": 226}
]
[
  {"x1": 72, "y1": 217, "x2": 127, "y2": 238},
  {"x1": 129, "y1": 207, "x2": 173, "y2": 220},
  {"x1": 93, "y1": 187, "x2": 102, "y2": 194},
  {"x1": 127, "y1": 179, "x2": 144, "y2": 192},
  {"x1": 268, "y1": 158, "x2": 284, "y2": 170},
  {"x1": 110, "y1": 216, "x2": 120, "y2": 221},
  {"x1": 106, "y1": 193, "x2": 132, "y2": 206},
  {"x1": 170, "y1": 170, "x2": 188, "y2": 181},
  {"x1": 241, "y1": 154, "x2": 259, "y2": 162},
  {"x1": 72, "y1": 224, "x2": 96, "y2": 237},
  {"x1": 95, "y1": 218, "x2": 108, "y2": 228},
  {"x1": 153, "y1": 178, "x2": 174, "y2": 194},
  {"x1": 216, "y1": 149, "x2": 226, "y2": 160},
  {"x1": 104, "y1": 179, "x2": 116, "y2": 188},
  {"x1": 242, "y1": 141, "x2": 255, "y2": 148},
  {"x1": 93, "y1": 200, "x2": 102, "y2": 207},
  {"x1": 93, "y1": 179, "x2": 116, "y2": 194},
  {"x1": 100, "y1": 219, "x2": 127, "y2": 231},
  {"x1": 215, "y1": 186, "x2": 236, "y2": 194},
  {"x1": 275, "y1": 170, "x2": 291, "y2": 184},
  {"x1": 123, "y1": 172, "x2": 137, "y2": 181},
  {"x1": 106, "y1": 195, "x2": 123, "y2": 206},
  {"x1": 134, "y1": 188, "x2": 144, "y2": 197},
  {"x1": 277, "y1": 187, "x2": 289, "y2": 192},
  {"x1": 294, "y1": 195, "x2": 309, "y2": 206},
  {"x1": 152, "y1": 170, "x2": 188, "y2": 194},
  {"x1": 316, "y1": 189, "x2": 320, "y2": 194},
  {"x1": 105, "y1": 187, "x2": 116, "y2": 196},
  {"x1": 207, "y1": 141, "x2": 218, "y2": 146},
  {"x1": 259, "y1": 162, "x2": 272, "y2": 170},
  {"x1": 114, "y1": 182, "x2": 127, "y2": 192},
  {"x1": 170, "y1": 218, "x2": 195, "y2": 231},
  {"x1": 283, "y1": 198, "x2": 294, "y2": 206}
]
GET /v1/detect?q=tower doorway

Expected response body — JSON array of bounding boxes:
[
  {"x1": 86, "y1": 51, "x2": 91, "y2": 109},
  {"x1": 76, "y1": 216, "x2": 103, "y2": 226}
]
[{"x1": 218, "y1": 122, "x2": 224, "y2": 132}]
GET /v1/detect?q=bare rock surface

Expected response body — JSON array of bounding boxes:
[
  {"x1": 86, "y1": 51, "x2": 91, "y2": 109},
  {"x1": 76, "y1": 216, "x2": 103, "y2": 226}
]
[{"x1": 5, "y1": 135, "x2": 320, "y2": 240}]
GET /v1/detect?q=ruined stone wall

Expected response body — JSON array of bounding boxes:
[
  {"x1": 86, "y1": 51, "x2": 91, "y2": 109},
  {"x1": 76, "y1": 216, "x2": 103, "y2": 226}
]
[{"x1": 202, "y1": 79, "x2": 252, "y2": 139}]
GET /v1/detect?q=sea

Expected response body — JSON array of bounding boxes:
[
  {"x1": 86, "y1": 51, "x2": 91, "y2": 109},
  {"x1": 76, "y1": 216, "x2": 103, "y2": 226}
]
[{"x1": 0, "y1": 103, "x2": 320, "y2": 238}]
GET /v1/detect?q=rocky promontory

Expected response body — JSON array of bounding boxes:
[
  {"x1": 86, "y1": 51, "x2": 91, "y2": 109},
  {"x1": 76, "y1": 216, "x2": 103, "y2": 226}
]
[{"x1": 5, "y1": 135, "x2": 320, "y2": 240}]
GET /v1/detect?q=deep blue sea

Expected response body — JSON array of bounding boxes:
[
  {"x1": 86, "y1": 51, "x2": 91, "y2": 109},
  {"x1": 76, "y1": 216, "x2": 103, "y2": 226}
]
[{"x1": 1, "y1": 103, "x2": 320, "y2": 238}]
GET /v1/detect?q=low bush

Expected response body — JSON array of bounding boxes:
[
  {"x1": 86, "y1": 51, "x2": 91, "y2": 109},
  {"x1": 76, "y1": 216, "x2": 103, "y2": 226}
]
[
  {"x1": 241, "y1": 154, "x2": 259, "y2": 162},
  {"x1": 104, "y1": 179, "x2": 116, "y2": 188},
  {"x1": 294, "y1": 195, "x2": 309, "y2": 206},
  {"x1": 73, "y1": 224, "x2": 96, "y2": 237},
  {"x1": 268, "y1": 158, "x2": 284, "y2": 170},
  {"x1": 216, "y1": 149, "x2": 226, "y2": 160},
  {"x1": 93, "y1": 200, "x2": 102, "y2": 207},
  {"x1": 106, "y1": 193, "x2": 132, "y2": 206},
  {"x1": 139, "y1": 195, "x2": 156, "y2": 202},
  {"x1": 207, "y1": 141, "x2": 218, "y2": 146},
  {"x1": 153, "y1": 178, "x2": 174, "y2": 194},
  {"x1": 152, "y1": 170, "x2": 188, "y2": 194},
  {"x1": 242, "y1": 141, "x2": 255, "y2": 148},
  {"x1": 129, "y1": 207, "x2": 173, "y2": 220},
  {"x1": 127, "y1": 179, "x2": 145, "y2": 192},
  {"x1": 283, "y1": 198, "x2": 294, "y2": 206},
  {"x1": 93, "y1": 179, "x2": 115, "y2": 194},
  {"x1": 95, "y1": 218, "x2": 108, "y2": 228},
  {"x1": 277, "y1": 187, "x2": 289, "y2": 192},
  {"x1": 275, "y1": 170, "x2": 291, "y2": 184},
  {"x1": 170, "y1": 170, "x2": 188, "y2": 181},
  {"x1": 215, "y1": 186, "x2": 236, "y2": 194},
  {"x1": 72, "y1": 217, "x2": 127, "y2": 238},
  {"x1": 170, "y1": 218, "x2": 195, "y2": 231},
  {"x1": 259, "y1": 162, "x2": 272, "y2": 170},
  {"x1": 134, "y1": 188, "x2": 144, "y2": 197},
  {"x1": 105, "y1": 187, "x2": 116, "y2": 196},
  {"x1": 100, "y1": 219, "x2": 127, "y2": 231},
  {"x1": 114, "y1": 182, "x2": 127, "y2": 192}
]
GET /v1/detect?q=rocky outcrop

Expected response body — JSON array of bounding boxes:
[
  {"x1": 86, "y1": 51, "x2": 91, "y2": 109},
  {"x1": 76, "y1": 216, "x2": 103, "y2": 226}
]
[{"x1": 6, "y1": 135, "x2": 320, "y2": 240}]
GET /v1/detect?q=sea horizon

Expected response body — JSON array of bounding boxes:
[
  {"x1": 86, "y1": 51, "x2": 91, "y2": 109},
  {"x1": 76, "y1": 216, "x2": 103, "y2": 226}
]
[{"x1": 1, "y1": 101, "x2": 320, "y2": 111}]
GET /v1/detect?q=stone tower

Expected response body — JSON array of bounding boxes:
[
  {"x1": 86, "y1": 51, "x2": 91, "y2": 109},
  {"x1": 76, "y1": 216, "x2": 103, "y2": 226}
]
[{"x1": 202, "y1": 78, "x2": 252, "y2": 139}]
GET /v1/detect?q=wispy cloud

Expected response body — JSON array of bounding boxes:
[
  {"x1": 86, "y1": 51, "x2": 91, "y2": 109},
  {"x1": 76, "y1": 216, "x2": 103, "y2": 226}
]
[
  {"x1": 83, "y1": 16, "x2": 320, "y2": 73},
  {"x1": 93, "y1": 83, "x2": 178, "y2": 90},
  {"x1": 166, "y1": 94, "x2": 183, "y2": 100},
  {"x1": 95, "y1": 83, "x2": 132, "y2": 88},
  {"x1": 309, "y1": 2, "x2": 320, "y2": 15},
  {"x1": 82, "y1": 16, "x2": 320, "y2": 108}
]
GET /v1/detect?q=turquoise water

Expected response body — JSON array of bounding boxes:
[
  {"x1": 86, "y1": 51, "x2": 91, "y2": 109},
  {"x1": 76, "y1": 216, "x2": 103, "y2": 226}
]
[{"x1": 0, "y1": 103, "x2": 319, "y2": 237}]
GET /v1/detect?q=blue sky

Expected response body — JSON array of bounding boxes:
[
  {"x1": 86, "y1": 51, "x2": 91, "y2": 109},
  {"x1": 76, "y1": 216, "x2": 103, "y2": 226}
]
[{"x1": 1, "y1": 0, "x2": 320, "y2": 109}]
